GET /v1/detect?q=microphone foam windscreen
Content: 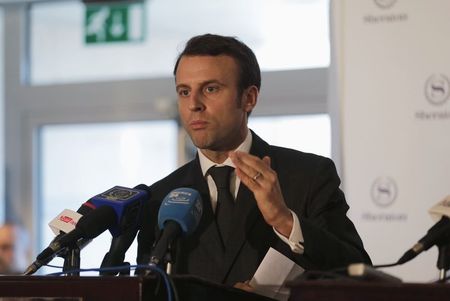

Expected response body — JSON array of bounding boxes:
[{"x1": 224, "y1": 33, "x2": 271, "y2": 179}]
[{"x1": 158, "y1": 187, "x2": 203, "y2": 236}]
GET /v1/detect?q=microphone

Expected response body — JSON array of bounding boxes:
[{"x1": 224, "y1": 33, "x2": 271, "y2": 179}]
[
  {"x1": 149, "y1": 188, "x2": 203, "y2": 267},
  {"x1": 100, "y1": 184, "x2": 151, "y2": 275},
  {"x1": 397, "y1": 196, "x2": 450, "y2": 264},
  {"x1": 35, "y1": 206, "x2": 118, "y2": 263},
  {"x1": 99, "y1": 228, "x2": 138, "y2": 275},
  {"x1": 24, "y1": 205, "x2": 115, "y2": 275},
  {"x1": 48, "y1": 202, "x2": 95, "y2": 237},
  {"x1": 24, "y1": 186, "x2": 148, "y2": 275},
  {"x1": 23, "y1": 201, "x2": 98, "y2": 275},
  {"x1": 89, "y1": 185, "x2": 147, "y2": 237}
]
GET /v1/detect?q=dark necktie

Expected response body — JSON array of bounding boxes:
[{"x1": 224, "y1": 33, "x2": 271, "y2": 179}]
[{"x1": 208, "y1": 166, "x2": 235, "y2": 245}]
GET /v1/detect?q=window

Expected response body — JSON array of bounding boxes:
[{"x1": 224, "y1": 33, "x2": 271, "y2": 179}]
[{"x1": 249, "y1": 114, "x2": 331, "y2": 158}]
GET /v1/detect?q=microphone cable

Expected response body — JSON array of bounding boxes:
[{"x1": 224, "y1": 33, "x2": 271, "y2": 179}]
[{"x1": 372, "y1": 262, "x2": 399, "y2": 269}]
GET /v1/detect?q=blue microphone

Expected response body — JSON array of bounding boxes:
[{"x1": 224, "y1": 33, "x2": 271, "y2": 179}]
[
  {"x1": 150, "y1": 188, "x2": 203, "y2": 266},
  {"x1": 90, "y1": 185, "x2": 149, "y2": 237}
]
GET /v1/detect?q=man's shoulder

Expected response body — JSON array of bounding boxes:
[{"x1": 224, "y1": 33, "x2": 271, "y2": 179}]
[
  {"x1": 252, "y1": 131, "x2": 331, "y2": 164},
  {"x1": 251, "y1": 132, "x2": 335, "y2": 173},
  {"x1": 269, "y1": 144, "x2": 331, "y2": 165},
  {"x1": 266, "y1": 144, "x2": 337, "y2": 180}
]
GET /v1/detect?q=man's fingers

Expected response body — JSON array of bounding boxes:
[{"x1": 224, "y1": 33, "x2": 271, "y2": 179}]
[
  {"x1": 262, "y1": 156, "x2": 271, "y2": 166},
  {"x1": 230, "y1": 151, "x2": 270, "y2": 182},
  {"x1": 233, "y1": 281, "x2": 254, "y2": 292}
]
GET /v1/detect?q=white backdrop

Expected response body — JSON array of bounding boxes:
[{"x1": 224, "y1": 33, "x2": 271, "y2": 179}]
[{"x1": 330, "y1": 0, "x2": 450, "y2": 282}]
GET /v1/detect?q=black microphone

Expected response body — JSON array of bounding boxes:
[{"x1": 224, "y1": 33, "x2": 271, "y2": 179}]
[
  {"x1": 99, "y1": 228, "x2": 139, "y2": 275},
  {"x1": 398, "y1": 217, "x2": 450, "y2": 264},
  {"x1": 48, "y1": 200, "x2": 96, "y2": 238},
  {"x1": 149, "y1": 188, "x2": 203, "y2": 268},
  {"x1": 23, "y1": 201, "x2": 97, "y2": 275},
  {"x1": 38, "y1": 206, "x2": 117, "y2": 260},
  {"x1": 24, "y1": 205, "x2": 117, "y2": 275}
]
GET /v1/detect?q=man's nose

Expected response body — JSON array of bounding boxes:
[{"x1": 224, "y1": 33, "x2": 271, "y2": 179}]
[{"x1": 188, "y1": 91, "x2": 205, "y2": 112}]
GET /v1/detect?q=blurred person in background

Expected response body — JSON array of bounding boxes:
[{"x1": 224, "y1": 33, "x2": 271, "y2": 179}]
[{"x1": 0, "y1": 223, "x2": 30, "y2": 275}]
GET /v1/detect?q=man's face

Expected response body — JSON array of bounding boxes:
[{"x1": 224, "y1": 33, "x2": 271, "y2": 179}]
[
  {"x1": 0, "y1": 226, "x2": 16, "y2": 274},
  {"x1": 175, "y1": 55, "x2": 256, "y2": 153}
]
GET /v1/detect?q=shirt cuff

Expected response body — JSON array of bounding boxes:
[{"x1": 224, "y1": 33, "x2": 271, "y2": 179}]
[{"x1": 273, "y1": 210, "x2": 304, "y2": 254}]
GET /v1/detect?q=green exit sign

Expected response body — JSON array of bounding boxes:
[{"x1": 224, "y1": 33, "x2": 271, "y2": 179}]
[{"x1": 85, "y1": 3, "x2": 145, "y2": 44}]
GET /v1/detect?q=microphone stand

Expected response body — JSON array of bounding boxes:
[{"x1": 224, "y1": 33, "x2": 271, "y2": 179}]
[
  {"x1": 62, "y1": 245, "x2": 81, "y2": 276},
  {"x1": 147, "y1": 238, "x2": 177, "y2": 276},
  {"x1": 165, "y1": 243, "x2": 174, "y2": 275},
  {"x1": 437, "y1": 243, "x2": 450, "y2": 281}
]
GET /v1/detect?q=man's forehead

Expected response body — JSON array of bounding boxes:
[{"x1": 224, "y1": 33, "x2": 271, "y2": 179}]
[{"x1": 175, "y1": 55, "x2": 239, "y2": 85}]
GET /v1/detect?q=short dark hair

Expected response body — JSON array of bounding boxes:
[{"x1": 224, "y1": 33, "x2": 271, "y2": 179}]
[{"x1": 173, "y1": 34, "x2": 261, "y2": 93}]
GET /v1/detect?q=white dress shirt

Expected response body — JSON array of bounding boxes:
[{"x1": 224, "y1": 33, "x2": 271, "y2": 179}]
[{"x1": 198, "y1": 129, "x2": 304, "y2": 254}]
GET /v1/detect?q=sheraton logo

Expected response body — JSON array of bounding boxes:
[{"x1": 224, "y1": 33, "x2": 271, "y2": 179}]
[
  {"x1": 415, "y1": 73, "x2": 450, "y2": 120},
  {"x1": 371, "y1": 177, "x2": 397, "y2": 208},
  {"x1": 374, "y1": 0, "x2": 397, "y2": 9},
  {"x1": 364, "y1": 0, "x2": 407, "y2": 24},
  {"x1": 363, "y1": 176, "x2": 407, "y2": 222},
  {"x1": 425, "y1": 74, "x2": 450, "y2": 106}
]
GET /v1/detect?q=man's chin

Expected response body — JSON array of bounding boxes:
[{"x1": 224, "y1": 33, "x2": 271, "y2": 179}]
[
  {"x1": 189, "y1": 134, "x2": 211, "y2": 149},
  {"x1": 194, "y1": 143, "x2": 213, "y2": 150}
]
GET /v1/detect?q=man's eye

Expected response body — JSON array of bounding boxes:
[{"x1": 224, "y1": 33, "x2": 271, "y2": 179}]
[
  {"x1": 205, "y1": 86, "x2": 218, "y2": 93},
  {"x1": 178, "y1": 89, "x2": 190, "y2": 97}
]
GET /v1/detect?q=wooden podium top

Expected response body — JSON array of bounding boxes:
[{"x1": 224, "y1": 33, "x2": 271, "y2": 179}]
[
  {"x1": 288, "y1": 279, "x2": 450, "y2": 301},
  {"x1": 1, "y1": 275, "x2": 449, "y2": 301}
]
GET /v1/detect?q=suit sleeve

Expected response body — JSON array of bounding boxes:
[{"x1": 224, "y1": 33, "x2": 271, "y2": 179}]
[{"x1": 279, "y1": 156, "x2": 371, "y2": 270}]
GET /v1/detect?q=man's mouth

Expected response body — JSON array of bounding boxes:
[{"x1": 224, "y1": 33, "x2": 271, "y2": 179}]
[{"x1": 190, "y1": 120, "x2": 208, "y2": 130}]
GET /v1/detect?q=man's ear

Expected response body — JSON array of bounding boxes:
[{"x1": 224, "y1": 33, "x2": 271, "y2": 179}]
[{"x1": 242, "y1": 86, "x2": 258, "y2": 113}]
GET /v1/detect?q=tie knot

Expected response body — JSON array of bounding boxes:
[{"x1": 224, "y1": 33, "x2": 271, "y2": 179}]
[{"x1": 208, "y1": 166, "x2": 234, "y2": 190}]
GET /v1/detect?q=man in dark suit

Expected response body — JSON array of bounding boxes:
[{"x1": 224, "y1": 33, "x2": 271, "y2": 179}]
[{"x1": 137, "y1": 34, "x2": 371, "y2": 286}]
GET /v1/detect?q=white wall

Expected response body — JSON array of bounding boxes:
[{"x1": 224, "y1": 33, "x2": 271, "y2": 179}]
[{"x1": 331, "y1": 0, "x2": 450, "y2": 282}]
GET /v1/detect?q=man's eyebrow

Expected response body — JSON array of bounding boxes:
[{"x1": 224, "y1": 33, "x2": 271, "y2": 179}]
[
  {"x1": 176, "y1": 80, "x2": 224, "y2": 90},
  {"x1": 202, "y1": 80, "x2": 223, "y2": 85},
  {"x1": 175, "y1": 84, "x2": 189, "y2": 90}
]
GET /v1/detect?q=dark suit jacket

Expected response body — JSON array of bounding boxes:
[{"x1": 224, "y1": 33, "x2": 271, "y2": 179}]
[{"x1": 137, "y1": 132, "x2": 371, "y2": 285}]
